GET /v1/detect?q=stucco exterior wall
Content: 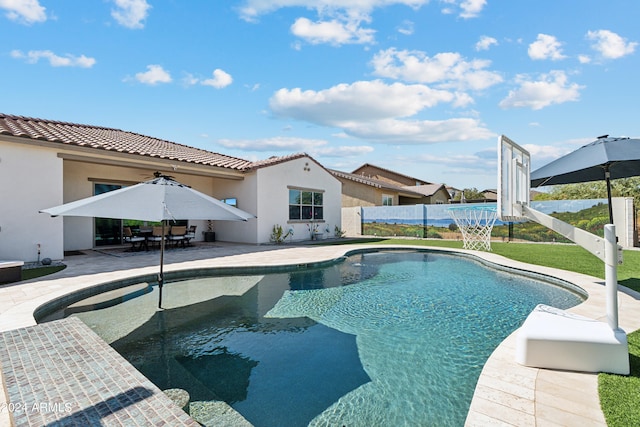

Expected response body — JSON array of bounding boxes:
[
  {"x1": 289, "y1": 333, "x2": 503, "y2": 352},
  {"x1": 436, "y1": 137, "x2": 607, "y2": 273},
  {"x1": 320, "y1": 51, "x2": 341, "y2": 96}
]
[
  {"x1": 61, "y1": 161, "x2": 248, "y2": 249},
  {"x1": 0, "y1": 141, "x2": 64, "y2": 261},
  {"x1": 431, "y1": 188, "x2": 451, "y2": 204},
  {"x1": 210, "y1": 175, "x2": 258, "y2": 243},
  {"x1": 339, "y1": 180, "x2": 397, "y2": 207},
  {"x1": 255, "y1": 157, "x2": 342, "y2": 243},
  {"x1": 2, "y1": 140, "x2": 340, "y2": 258},
  {"x1": 341, "y1": 206, "x2": 362, "y2": 236}
]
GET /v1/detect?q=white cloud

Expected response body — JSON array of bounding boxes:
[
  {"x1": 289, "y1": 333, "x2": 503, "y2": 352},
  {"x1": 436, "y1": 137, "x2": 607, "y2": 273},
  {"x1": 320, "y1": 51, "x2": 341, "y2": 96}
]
[
  {"x1": 371, "y1": 48, "x2": 503, "y2": 91},
  {"x1": 270, "y1": 80, "x2": 456, "y2": 126},
  {"x1": 217, "y1": 136, "x2": 374, "y2": 157},
  {"x1": 238, "y1": 0, "x2": 428, "y2": 22},
  {"x1": 239, "y1": 0, "x2": 426, "y2": 45},
  {"x1": 182, "y1": 73, "x2": 200, "y2": 86},
  {"x1": 201, "y1": 69, "x2": 233, "y2": 88},
  {"x1": 439, "y1": 0, "x2": 486, "y2": 18},
  {"x1": 528, "y1": 34, "x2": 566, "y2": 60},
  {"x1": 316, "y1": 145, "x2": 375, "y2": 157},
  {"x1": 111, "y1": 0, "x2": 151, "y2": 29},
  {"x1": 499, "y1": 70, "x2": 584, "y2": 110},
  {"x1": 459, "y1": 0, "x2": 486, "y2": 18},
  {"x1": 291, "y1": 17, "x2": 375, "y2": 45},
  {"x1": 11, "y1": 49, "x2": 96, "y2": 67},
  {"x1": 522, "y1": 143, "x2": 570, "y2": 165},
  {"x1": 0, "y1": 0, "x2": 46, "y2": 24},
  {"x1": 406, "y1": 151, "x2": 496, "y2": 173},
  {"x1": 269, "y1": 80, "x2": 493, "y2": 143},
  {"x1": 586, "y1": 29, "x2": 637, "y2": 59},
  {"x1": 343, "y1": 117, "x2": 494, "y2": 143},
  {"x1": 135, "y1": 64, "x2": 172, "y2": 85},
  {"x1": 475, "y1": 35, "x2": 497, "y2": 51},
  {"x1": 578, "y1": 54, "x2": 591, "y2": 64},
  {"x1": 397, "y1": 20, "x2": 414, "y2": 35}
]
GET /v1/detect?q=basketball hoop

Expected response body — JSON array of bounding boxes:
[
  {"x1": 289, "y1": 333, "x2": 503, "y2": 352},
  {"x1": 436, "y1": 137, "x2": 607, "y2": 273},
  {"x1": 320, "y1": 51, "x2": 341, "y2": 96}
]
[{"x1": 448, "y1": 206, "x2": 498, "y2": 251}]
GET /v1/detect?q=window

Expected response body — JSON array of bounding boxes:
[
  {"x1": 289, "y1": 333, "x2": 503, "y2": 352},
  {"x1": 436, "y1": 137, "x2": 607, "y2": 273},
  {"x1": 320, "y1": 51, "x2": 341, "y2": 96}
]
[
  {"x1": 222, "y1": 197, "x2": 237, "y2": 207},
  {"x1": 382, "y1": 194, "x2": 393, "y2": 206},
  {"x1": 289, "y1": 189, "x2": 323, "y2": 220}
]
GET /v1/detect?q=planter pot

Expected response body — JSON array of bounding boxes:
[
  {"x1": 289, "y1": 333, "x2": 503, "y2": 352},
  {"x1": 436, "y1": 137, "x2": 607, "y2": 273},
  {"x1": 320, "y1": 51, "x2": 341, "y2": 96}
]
[
  {"x1": 204, "y1": 231, "x2": 216, "y2": 242},
  {"x1": 313, "y1": 233, "x2": 323, "y2": 240}
]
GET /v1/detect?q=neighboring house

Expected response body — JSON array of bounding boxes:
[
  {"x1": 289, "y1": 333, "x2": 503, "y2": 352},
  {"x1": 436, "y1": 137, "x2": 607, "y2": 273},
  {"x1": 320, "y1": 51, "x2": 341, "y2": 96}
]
[
  {"x1": 482, "y1": 189, "x2": 498, "y2": 201},
  {"x1": 446, "y1": 186, "x2": 462, "y2": 200},
  {"x1": 449, "y1": 188, "x2": 497, "y2": 204},
  {"x1": 330, "y1": 167, "x2": 450, "y2": 207},
  {"x1": 0, "y1": 114, "x2": 341, "y2": 262},
  {"x1": 351, "y1": 163, "x2": 433, "y2": 187}
]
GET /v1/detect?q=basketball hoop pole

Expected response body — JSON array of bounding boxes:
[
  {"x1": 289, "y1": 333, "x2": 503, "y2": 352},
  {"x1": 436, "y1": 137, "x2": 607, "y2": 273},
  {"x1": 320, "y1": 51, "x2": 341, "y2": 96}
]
[
  {"x1": 521, "y1": 205, "x2": 621, "y2": 331},
  {"x1": 499, "y1": 134, "x2": 627, "y2": 375},
  {"x1": 605, "y1": 224, "x2": 619, "y2": 330}
]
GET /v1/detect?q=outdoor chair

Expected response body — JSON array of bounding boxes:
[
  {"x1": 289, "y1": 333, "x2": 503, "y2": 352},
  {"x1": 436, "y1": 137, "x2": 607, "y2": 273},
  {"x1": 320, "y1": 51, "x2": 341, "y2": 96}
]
[
  {"x1": 184, "y1": 225, "x2": 196, "y2": 246},
  {"x1": 147, "y1": 226, "x2": 166, "y2": 249},
  {"x1": 123, "y1": 227, "x2": 146, "y2": 251},
  {"x1": 168, "y1": 225, "x2": 187, "y2": 248}
]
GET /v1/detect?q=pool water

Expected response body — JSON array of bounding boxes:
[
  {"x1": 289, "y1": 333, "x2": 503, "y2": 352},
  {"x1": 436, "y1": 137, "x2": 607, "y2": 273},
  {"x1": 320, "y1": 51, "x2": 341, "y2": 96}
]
[{"x1": 69, "y1": 250, "x2": 583, "y2": 426}]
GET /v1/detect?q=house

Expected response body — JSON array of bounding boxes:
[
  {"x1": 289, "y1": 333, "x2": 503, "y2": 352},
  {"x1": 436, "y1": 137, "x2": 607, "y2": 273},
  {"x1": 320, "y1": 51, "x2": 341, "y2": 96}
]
[
  {"x1": 0, "y1": 114, "x2": 341, "y2": 262},
  {"x1": 330, "y1": 164, "x2": 450, "y2": 207},
  {"x1": 351, "y1": 163, "x2": 433, "y2": 187}
]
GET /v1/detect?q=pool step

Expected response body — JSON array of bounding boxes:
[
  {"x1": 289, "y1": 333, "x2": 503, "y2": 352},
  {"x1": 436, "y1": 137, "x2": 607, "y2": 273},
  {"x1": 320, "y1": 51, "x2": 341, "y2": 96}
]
[
  {"x1": 168, "y1": 357, "x2": 253, "y2": 426},
  {"x1": 65, "y1": 282, "x2": 152, "y2": 314}
]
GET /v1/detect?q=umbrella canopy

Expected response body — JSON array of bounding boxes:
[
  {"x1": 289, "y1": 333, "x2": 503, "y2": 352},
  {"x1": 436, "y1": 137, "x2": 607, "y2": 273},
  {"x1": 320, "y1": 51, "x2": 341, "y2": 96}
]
[
  {"x1": 41, "y1": 175, "x2": 255, "y2": 222},
  {"x1": 530, "y1": 136, "x2": 640, "y2": 224},
  {"x1": 40, "y1": 174, "x2": 256, "y2": 308}
]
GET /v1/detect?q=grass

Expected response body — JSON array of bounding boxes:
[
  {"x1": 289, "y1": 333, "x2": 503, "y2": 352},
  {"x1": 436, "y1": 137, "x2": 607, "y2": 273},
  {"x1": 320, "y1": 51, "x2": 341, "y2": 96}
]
[
  {"x1": 337, "y1": 237, "x2": 640, "y2": 425},
  {"x1": 20, "y1": 265, "x2": 66, "y2": 281},
  {"x1": 599, "y1": 330, "x2": 640, "y2": 426}
]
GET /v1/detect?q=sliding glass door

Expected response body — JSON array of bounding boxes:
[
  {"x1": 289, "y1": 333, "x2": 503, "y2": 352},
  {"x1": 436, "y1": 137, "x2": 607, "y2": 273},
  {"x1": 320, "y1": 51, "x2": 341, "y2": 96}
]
[{"x1": 94, "y1": 183, "x2": 122, "y2": 247}]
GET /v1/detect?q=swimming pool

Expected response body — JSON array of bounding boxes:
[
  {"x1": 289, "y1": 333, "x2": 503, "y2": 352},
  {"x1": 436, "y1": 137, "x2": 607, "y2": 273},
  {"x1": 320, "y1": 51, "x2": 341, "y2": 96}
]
[{"x1": 43, "y1": 249, "x2": 584, "y2": 426}]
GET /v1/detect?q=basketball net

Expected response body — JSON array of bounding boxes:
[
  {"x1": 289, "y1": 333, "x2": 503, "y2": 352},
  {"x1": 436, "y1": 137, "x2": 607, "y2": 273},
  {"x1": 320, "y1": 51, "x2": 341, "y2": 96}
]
[{"x1": 448, "y1": 207, "x2": 498, "y2": 251}]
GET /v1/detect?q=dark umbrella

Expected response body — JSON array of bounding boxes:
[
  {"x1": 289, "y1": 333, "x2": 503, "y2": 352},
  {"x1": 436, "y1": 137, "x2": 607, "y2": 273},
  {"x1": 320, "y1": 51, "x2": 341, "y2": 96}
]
[{"x1": 530, "y1": 135, "x2": 640, "y2": 224}]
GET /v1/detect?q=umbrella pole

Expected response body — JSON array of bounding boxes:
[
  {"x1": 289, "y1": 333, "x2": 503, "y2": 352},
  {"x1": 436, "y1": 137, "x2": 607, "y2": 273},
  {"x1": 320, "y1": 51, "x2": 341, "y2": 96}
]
[
  {"x1": 158, "y1": 220, "x2": 165, "y2": 309},
  {"x1": 605, "y1": 167, "x2": 614, "y2": 225}
]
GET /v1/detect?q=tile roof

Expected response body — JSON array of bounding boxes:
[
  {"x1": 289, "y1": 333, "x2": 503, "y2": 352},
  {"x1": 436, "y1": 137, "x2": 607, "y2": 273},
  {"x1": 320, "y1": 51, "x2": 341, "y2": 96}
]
[
  {"x1": 246, "y1": 152, "x2": 308, "y2": 170},
  {"x1": 351, "y1": 163, "x2": 433, "y2": 185},
  {"x1": 401, "y1": 183, "x2": 447, "y2": 197},
  {"x1": 329, "y1": 169, "x2": 426, "y2": 197},
  {"x1": 245, "y1": 152, "x2": 332, "y2": 173},
  {"x1": 0, "y1": 114, "x2": 253, "y2": 170}
]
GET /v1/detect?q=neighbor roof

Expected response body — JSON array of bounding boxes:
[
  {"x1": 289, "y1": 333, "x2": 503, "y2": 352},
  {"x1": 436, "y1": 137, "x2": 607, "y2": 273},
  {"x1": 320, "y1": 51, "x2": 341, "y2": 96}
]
[
  {"x1": 401, "y1": 183, "x2": 447, "y2": 197},
  {"x1": 351, "y1": 163, "x2": 433, "y2": 185},
  {"x1": 329, "y1": 169, "x2": 427, "y2": 198},
  {"x1": 0, "y1": 114, "x2": 253, "y2": 170}
]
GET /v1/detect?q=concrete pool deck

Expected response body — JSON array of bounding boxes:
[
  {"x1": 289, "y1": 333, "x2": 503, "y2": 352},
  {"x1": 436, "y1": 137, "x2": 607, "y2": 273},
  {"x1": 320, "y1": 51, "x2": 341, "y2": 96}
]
[{"x1": 1, "y1": 242, "x2": 639, "y2": 426}]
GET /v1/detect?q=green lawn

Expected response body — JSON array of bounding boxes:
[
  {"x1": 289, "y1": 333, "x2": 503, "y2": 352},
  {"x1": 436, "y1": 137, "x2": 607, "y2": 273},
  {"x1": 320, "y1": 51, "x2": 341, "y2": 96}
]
[
  {"x1": 352, "y1": 238, "x2": 640, "y2": 425},
  {"x1": 20, "y1": 265, "x2": 66, "y2": 281}
]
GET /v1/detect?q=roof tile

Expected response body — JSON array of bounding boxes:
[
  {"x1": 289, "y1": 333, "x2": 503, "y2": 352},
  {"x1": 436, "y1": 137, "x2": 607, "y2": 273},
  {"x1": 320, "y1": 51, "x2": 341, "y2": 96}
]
[{"x1": 0, "y1": 114, "x2": 254, "y2": 171}]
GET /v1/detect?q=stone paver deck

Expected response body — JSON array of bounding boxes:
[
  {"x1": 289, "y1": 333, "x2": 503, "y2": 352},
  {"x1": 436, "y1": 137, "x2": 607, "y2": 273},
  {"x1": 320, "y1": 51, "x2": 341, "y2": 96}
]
[
  {"x1": 0, "y1": 317, "x2": 199, "y2": 426},
  {"x1": 0, "y1": 242, "x2": 639, "y2": 426}
]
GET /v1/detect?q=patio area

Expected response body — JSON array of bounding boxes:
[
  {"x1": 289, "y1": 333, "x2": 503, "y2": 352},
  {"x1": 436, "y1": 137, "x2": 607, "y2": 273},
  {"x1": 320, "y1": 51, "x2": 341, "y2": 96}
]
[{"x1": 1, "y1": 242, "x2": 640, "y2": 426}]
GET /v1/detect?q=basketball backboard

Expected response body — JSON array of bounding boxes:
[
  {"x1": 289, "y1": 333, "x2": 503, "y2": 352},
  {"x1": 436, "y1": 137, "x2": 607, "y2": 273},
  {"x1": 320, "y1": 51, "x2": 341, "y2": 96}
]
[{"x1": 497, "y1": 135, "x2": 530, "y2": 221}]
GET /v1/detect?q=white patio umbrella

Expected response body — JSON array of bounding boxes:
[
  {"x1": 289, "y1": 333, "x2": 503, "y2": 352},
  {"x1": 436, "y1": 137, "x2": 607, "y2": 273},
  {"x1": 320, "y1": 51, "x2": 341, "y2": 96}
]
[{"x1": 40, "y1": 173, "x2": 256, "y2": 308}]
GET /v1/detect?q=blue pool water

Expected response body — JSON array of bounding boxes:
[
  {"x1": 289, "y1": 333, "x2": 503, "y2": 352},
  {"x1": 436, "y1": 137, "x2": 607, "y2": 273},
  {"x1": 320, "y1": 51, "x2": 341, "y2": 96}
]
[{"x1": 67, "y1": 250, "x2": 583, "y2": 426}]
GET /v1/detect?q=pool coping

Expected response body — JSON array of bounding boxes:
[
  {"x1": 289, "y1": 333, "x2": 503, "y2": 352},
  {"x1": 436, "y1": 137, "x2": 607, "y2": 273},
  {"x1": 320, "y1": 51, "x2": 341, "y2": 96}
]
[{"x1": 1, "y1": 243, "x2": 639, "y2": 426}]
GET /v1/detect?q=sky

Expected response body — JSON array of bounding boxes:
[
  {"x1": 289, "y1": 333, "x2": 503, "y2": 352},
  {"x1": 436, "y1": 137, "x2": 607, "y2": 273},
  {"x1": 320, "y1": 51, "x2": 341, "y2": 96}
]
[{"x1": 1, "y1": 0, "x2": 639, "y2": 190}]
